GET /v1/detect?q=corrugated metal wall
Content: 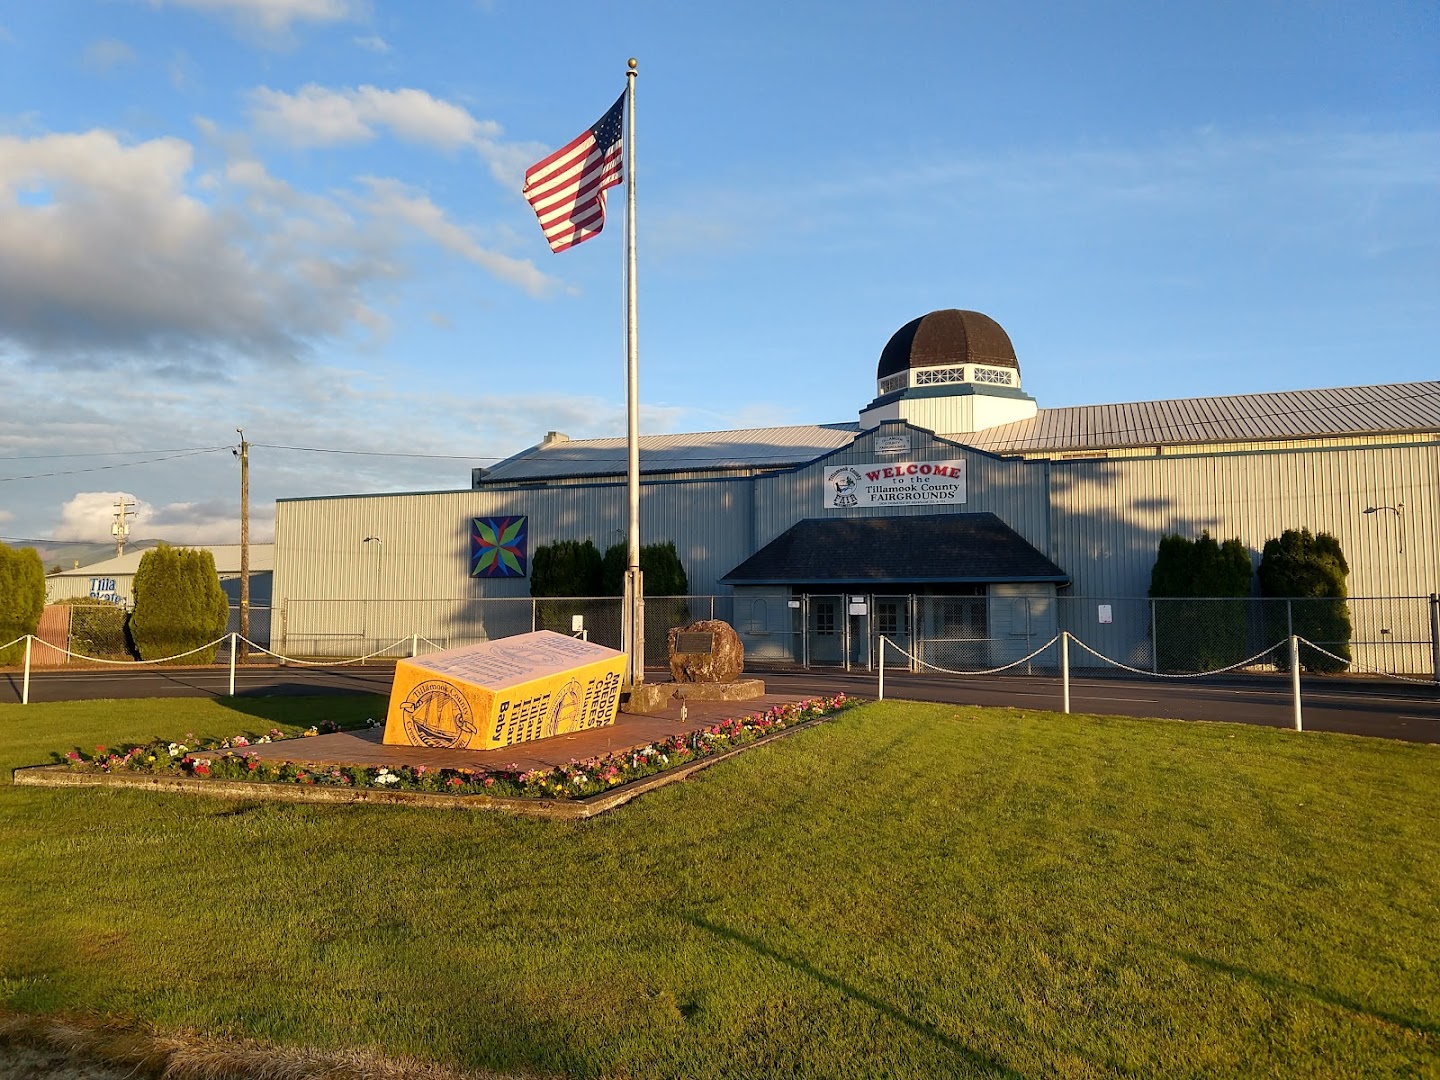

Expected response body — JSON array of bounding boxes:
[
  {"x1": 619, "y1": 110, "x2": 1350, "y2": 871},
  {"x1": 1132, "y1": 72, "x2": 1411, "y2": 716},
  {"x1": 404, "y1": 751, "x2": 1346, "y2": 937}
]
[
  {"x1": 273, "y1": 474, "x2": 755, "y2": 605},
  {"x1": 1048, "y1": 440, "x2": 1438, "y2": 598}
]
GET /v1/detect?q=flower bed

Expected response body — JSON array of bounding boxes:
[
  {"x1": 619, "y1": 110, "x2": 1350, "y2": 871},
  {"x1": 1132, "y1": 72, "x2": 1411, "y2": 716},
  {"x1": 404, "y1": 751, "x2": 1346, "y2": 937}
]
[{"x1": 57, "y1": 695, "x2": 850, "y2": 801}]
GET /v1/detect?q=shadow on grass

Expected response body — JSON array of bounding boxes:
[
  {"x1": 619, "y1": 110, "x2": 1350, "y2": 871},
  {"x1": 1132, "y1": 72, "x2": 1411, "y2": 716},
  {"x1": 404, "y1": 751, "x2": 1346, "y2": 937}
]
[
  {"x1": 681, "y1": 913, "x2": 1024, "y2": 1078},
  {"x1": 1177, "y1": 950, "x2": 1440, "y2": 1037},
  {"x1": 219, "y1": 691, "x2": 387, "y2": 726}
]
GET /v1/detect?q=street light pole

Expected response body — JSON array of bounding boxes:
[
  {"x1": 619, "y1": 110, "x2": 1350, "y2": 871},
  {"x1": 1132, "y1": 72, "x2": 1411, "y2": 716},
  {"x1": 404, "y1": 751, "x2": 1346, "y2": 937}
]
[{"x1": 1363, "y1": 503, "x2": 1405, "y2": 555}]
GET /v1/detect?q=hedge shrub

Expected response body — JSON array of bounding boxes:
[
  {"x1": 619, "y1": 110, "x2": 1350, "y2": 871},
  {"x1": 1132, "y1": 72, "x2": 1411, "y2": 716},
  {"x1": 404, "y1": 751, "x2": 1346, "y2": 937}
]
[
  {"x1": 1259, "y1": 528, "x2": 1352, "y2": 673},
  {"x1": 128, "y1": 544, "x2": 230, "y2": 663},
  {"x1": 600, "y1": 539, "x2": 690, "y2": 597},
  {"x1": 0, "y1": 543, "x2": 46, "y2": 664},
  {"x1": 1147, "y1": 531, "x2": 1254, "y2": 672}
]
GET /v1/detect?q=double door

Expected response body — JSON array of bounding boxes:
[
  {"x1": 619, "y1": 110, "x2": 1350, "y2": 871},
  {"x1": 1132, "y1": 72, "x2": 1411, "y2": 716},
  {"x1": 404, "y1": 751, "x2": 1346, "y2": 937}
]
[{"x1": 804, "y1": 593, "x2": 913, "y2": 671}]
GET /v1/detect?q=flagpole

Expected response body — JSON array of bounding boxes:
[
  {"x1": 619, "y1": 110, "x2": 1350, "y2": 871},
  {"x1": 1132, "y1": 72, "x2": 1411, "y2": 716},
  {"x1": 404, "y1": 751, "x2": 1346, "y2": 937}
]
[{"x1": 623, "y1": 56, "x2": 644, "y2": 687}]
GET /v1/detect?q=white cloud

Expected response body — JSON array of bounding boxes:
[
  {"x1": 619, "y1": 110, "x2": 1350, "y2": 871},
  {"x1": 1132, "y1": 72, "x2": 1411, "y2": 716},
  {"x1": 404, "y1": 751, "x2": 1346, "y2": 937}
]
[
  {"x1": 0, "y1": 345, "x2": 711, "y2": 546},
  {"x1": 249, "y1": 84, "x2": 495, "y2": 148},
  {"x1": 83, "y1": 39, "x2": 138, "y2": 72},
  {"x1": 54, "y1": 491, "x2": 141, "y2": 543},
  {"x1": 353, "y1": 33, "x2": 389, "y2": 53},
  {"x1": 0, "y1": 129, "x2": 554, "y2": 370},
  {"x1": 360, "y1": 178, "x2": 556, "y2": 297},
  {"x1": 144, "y1": 0, "x2": 362, "y2": 36},
  {"x1": 247, "y1": 83, "x2": 545, "y2": 185},
  {"x1": 54, "y1": 491, "x2": 250, "y2": 545}
]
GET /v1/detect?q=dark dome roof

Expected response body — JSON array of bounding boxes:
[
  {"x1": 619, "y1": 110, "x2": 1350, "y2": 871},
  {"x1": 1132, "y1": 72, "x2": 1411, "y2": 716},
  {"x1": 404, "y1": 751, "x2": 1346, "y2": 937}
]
[{"x1": 877, "y1": 309, "x2": 1018, "y2": 380}]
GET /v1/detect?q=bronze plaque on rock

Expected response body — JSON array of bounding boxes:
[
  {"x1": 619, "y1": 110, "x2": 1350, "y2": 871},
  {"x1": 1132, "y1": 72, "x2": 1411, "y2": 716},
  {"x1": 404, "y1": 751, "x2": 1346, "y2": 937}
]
[{"x1": 675, "y1": 632, "x2": 715, "y2": 655}]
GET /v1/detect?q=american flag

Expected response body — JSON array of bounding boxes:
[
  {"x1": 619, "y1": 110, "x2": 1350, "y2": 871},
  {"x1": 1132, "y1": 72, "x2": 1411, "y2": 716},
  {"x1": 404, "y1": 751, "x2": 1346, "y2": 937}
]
[{"x1": 523, "y1": 93, "x2": 625, "y2": 253}]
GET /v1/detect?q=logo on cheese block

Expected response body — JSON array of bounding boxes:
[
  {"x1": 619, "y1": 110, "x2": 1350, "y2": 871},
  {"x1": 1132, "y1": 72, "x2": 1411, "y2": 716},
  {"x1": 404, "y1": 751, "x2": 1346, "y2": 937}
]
[{"x1": 400, "y1": 680, "x2": 479, "y2": 748}]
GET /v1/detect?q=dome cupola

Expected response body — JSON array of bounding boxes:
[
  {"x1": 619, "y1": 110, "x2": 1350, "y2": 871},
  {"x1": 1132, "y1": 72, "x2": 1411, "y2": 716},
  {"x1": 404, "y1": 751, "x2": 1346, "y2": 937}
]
[
  {"x1": 876, "y1": 309, "x2": 1020, "y2": 395},
  {"x1": 860, "y1": 309, "x2": 1037, "y2": 436}
]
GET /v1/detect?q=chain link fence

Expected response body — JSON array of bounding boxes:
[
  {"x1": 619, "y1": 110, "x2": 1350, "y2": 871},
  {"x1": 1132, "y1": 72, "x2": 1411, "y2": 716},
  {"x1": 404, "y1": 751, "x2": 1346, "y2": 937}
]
[
  {"x1": 1056, "y1": 595, "x2": 1435, "y2": 677},
  {"x1": 280, "y1": 596, "x2": 731, "y2": 667},
  {"x1": 9, "y1": 593, "x2": 1437, "y2": 683}
]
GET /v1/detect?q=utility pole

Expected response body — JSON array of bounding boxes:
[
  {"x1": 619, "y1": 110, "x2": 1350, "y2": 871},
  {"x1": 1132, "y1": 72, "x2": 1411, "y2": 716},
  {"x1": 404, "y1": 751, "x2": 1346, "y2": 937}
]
[
  {"x1": 111, "y1": 498, "x2": 135, "y2": 557},
  {"x1": 236, "y1": 429, "x2": 250, "y2": 663}
]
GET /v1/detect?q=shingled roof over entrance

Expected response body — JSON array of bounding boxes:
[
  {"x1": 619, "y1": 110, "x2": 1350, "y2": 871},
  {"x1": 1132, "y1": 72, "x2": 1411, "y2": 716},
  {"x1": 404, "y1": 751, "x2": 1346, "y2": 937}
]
[{"x1": 720, "y1": 514, "x2": 1068, "y2": 586}]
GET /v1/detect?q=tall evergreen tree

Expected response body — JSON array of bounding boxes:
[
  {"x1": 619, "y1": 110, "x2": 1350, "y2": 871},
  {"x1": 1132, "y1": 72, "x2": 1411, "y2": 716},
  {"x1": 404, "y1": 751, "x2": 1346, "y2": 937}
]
[{"x1": 0, "y1": 543, "x2": 46, "y2": 665}]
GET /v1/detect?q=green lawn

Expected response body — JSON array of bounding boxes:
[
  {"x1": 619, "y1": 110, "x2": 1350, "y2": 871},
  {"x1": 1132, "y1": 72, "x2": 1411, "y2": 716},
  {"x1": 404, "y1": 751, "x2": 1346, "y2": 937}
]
[{"x1": 2, "y1": 696, "x2": 1437, "y2": 1079}]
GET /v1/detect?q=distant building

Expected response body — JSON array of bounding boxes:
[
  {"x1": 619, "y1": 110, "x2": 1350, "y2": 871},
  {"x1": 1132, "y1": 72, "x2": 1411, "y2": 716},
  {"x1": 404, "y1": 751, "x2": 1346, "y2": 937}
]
[
  {"x1": 271, "y1": 309, "x2": 1438, "y2": 669},
  {"x1": 46, "y1": 544, "x2": 274, "y2": 609}
]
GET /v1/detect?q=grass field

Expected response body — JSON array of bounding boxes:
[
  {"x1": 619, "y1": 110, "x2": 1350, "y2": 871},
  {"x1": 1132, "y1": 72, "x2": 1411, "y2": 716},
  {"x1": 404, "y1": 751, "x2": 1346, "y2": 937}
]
[{"x1": 2, "y1": 695, "x2": 1438, "y2": 1079}]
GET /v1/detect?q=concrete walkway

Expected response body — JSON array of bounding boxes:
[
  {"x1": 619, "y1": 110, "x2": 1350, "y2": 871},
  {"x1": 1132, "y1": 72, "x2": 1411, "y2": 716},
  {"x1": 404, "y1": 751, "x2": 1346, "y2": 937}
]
[{"x1": 236, "y1": 691, "x2": 803, "y2": 772}]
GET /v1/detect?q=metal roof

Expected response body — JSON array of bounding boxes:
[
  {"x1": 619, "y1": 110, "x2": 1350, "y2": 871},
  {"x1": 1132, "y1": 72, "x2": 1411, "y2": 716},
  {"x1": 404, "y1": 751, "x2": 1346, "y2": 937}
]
[
  {"x1": 963, "y1": 381, "x2": 1440, "y2": 455},
  {"x1": 481, "y1": 424, "x2": 860, "y2": 482},
  {"x1": 52, "y1": 544, "x2": 275, "y2": 577},
  {"x1": 721, "y1": 514, "x2": 1069, "y2": 585},
  {"x1": 476, "y1": 381, "x2": 1439, "y2": 484}
]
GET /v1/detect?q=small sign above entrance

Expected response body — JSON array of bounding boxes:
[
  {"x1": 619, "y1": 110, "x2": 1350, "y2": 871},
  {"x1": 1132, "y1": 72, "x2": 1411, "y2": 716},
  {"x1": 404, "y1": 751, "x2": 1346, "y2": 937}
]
[{"x1": 874, "y1": 434, "x2": 911, "y2": 453}]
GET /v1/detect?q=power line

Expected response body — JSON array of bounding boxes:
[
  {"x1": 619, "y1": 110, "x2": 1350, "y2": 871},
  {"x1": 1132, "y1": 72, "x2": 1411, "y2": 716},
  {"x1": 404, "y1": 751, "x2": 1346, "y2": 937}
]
[
  {"x1": 0, "y1": 448, "x2": 230, "y2": 483},
  {"x1": 253, "y1": 443, "x2": 503, "y2": 461},
  {"x1": 0, "y1": 446, "x2": 228, "y2": 461},
  {"x1": 0, "y1": 535, "x2": 134, "y2": 546}
]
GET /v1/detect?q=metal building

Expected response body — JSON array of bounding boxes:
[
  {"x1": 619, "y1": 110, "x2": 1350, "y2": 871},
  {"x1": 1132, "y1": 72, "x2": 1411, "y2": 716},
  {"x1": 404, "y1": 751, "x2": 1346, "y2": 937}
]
[{"x1": 272, "y1": 309, "x2": 1439, "y2": 671}]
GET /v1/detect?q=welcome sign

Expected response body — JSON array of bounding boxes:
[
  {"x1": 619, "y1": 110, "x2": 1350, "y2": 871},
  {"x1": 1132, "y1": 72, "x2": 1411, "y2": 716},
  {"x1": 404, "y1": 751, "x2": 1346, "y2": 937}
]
[{"x1": 824, "y1": 459, "x2": 967, "y2": 508}]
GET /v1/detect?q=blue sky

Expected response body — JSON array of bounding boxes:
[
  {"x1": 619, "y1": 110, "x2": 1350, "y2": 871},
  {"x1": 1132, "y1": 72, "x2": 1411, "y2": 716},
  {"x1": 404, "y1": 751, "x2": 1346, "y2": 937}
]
[{"x1": 0, "y1": 0, "x2": 1436, "y2": 552}]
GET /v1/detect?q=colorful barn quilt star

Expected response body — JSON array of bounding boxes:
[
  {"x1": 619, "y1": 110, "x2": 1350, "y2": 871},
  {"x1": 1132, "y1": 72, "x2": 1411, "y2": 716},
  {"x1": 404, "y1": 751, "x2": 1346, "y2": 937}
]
[{"x1": 470, "y1": 516, "x2": 528, "y2": 578}]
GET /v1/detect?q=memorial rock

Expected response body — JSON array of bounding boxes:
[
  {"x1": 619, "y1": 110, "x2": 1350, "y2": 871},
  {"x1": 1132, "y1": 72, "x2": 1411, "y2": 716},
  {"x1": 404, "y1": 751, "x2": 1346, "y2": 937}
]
[{"x1": 667, "y1": 619, "x2": 744, "y2": 683}]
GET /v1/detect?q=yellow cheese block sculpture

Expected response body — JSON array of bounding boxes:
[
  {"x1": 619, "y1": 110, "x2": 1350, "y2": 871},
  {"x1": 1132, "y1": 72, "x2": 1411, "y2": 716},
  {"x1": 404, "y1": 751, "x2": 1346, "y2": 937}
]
[{"x1": 383, "y1": 630, "x2": 627, "y2": 751}]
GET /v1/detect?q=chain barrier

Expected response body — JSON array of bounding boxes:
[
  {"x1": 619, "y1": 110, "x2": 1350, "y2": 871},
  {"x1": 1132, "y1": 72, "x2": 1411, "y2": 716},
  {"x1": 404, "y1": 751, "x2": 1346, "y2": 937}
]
[
  {"x1": 417, "y1": 636, "x2": 450, "y2": 652},
  {"x1": 26, "y1": 635, "x2": 232, "y2": 666},
  {"x1": 1066, "y1": 636, "x2": 1286, "y2": 679},
  {"x1": 0, "y1": 636, "x2": 26, "y2": 654},
  {"x1": 1296, "y1": 637, "x2": 1436, "y2": 686},
  {"x1": 236, "y1": 635, "x2": 414, "y2": 668},
  {"x1": 882, "y1": 635, "x2": 1061, "y2": 677}
]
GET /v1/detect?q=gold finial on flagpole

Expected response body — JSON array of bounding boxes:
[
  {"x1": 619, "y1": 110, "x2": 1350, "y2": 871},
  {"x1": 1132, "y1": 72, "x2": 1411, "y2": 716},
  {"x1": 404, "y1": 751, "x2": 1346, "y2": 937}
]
[{"x1": 628, "y1": 57, "x2": 637, "y2": 72}]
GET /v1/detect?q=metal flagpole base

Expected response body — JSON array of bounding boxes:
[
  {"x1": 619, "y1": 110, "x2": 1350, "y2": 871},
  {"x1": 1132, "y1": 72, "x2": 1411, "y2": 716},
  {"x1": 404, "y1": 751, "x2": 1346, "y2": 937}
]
[{"x1": 623, "y1": 568, "x2": 645, "y2": 685}]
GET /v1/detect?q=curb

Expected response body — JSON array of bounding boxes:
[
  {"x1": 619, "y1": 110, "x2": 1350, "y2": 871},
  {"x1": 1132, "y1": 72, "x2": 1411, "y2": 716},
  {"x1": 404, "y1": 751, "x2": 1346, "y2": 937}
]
[{"x1": 11, "y1": 712, "x2": 841, "y2": 820}]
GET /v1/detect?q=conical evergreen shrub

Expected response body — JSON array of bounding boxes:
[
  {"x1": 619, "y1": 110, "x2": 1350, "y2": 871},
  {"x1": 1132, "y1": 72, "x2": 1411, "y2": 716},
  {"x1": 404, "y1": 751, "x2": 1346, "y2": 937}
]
[{"x1": 128, "y1": 545, "x2": 230, "y2": 664}]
